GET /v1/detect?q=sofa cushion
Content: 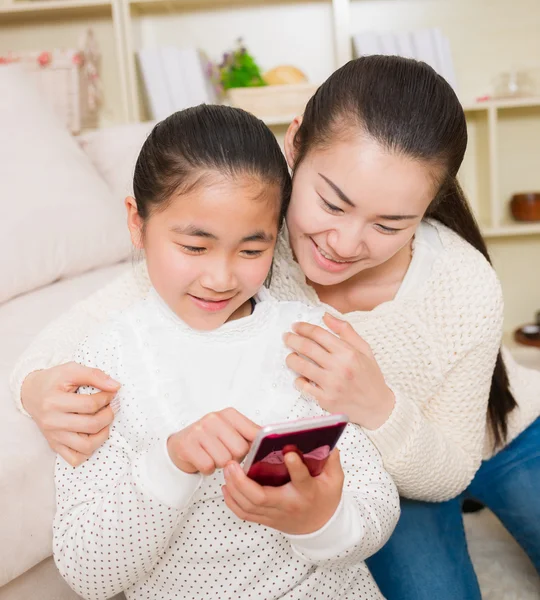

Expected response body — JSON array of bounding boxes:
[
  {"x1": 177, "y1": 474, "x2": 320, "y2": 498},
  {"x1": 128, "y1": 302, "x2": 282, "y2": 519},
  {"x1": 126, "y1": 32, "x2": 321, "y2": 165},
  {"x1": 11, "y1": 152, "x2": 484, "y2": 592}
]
[
  {"x1": 0, "y1": 65, "x2": 131, "y2": 304},
  {"x1": 78, "y1": 121, "x2": 156, "y2": 202},
  {"x1": 0, "y1": 263, "x2": 128, "y2": 586}
]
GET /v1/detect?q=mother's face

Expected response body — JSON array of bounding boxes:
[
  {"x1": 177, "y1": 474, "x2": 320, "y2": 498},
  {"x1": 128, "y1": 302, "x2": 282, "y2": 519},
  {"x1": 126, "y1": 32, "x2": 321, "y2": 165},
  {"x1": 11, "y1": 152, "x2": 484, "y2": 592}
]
[{"x1": 284, "y1": 121, "x2": 440, "y2": 287}]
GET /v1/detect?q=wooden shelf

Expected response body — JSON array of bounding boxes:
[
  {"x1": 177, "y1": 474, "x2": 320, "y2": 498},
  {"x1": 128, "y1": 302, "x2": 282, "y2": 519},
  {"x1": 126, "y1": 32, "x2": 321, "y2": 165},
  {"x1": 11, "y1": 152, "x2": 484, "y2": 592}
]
[
  {"x1": 128, "y1": 0, "x2": 317, "y2": 15},
  {"x1": 463, "y1": 97, "x2": 540, "y2": 113},
  {"x1": 262, "y1": 115, "x2": 295, "y2": 126},
  {"x1": 482, "y1": 222, "x2": 540, "y2": 238},
  {"x1": 0, "y1": 0, "x2": 112, "y2": 21}
]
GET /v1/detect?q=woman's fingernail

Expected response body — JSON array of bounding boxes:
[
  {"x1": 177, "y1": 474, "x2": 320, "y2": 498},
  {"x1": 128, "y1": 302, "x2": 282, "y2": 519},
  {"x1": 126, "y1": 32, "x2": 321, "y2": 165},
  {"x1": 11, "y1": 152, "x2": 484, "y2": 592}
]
[{"x1": 106, "y1": 377, "x2": 121, "y2": 388}]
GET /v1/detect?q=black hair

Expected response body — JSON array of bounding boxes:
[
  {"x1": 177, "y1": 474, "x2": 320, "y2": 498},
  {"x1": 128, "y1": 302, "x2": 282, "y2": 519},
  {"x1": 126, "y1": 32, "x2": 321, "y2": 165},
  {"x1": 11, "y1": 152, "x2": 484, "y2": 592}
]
[
  {"x1": 293, "y1": 55, "x2": 516, "y2": 449},
  {"x1": 133, "y1": 104, "x2": 291, "y2": 228}
]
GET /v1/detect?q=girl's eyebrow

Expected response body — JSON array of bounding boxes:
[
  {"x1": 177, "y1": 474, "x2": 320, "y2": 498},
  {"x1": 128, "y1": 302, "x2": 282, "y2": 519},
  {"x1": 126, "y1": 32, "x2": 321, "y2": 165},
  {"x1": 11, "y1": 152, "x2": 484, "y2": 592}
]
[
  {"x1": 170, "y1": 225, "x2": 274, "y2": 243},
  {"x1": 170, "y1": 225, "x2": 217, "y2": 239}
]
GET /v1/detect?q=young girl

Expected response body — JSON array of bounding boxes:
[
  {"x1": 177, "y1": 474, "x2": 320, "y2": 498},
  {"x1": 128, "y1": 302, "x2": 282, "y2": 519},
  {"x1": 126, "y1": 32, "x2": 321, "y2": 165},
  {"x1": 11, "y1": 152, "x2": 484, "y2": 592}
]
[
  {"x1": 52, "y1": 105, "x2": 399, "y2": 600},
  {"x1": 15, "y1": 57, "x2": 540, "y2": 599}
]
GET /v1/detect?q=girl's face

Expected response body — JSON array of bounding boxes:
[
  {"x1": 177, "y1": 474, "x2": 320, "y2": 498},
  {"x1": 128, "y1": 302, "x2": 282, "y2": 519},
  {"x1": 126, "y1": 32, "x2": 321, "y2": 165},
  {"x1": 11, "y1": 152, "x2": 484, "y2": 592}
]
[
  {"x1": 127, "y1": 174, "x2": 280, "y2": 331},
  {"x1": 285, "y1": 127, "x2": 441, "y2": 287}
]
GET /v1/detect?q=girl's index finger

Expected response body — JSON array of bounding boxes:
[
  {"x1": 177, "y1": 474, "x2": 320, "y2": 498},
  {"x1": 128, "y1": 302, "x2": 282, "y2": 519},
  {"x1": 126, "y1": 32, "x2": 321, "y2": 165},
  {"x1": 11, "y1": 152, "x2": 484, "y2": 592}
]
[{"x1": 220, "y1": 408, "x2": 261, "y2": 442}]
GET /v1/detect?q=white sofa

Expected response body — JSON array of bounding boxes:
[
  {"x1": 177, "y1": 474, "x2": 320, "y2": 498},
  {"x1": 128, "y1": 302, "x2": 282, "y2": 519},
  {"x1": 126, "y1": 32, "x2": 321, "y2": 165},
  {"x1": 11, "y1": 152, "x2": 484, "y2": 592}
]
[{"x1": 1, "y1": 68, "x2": 538, "y2": 598}]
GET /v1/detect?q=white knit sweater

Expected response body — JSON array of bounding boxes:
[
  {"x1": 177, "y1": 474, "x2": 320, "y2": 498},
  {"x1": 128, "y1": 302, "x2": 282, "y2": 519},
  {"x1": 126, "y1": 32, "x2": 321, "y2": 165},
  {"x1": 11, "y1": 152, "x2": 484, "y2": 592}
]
[
  {"x1": 11, "y1": 219, "x2": 540, "y2": 502},
  {"x1": 53, "y1": 291, "x2": 399, "y2": 600}
]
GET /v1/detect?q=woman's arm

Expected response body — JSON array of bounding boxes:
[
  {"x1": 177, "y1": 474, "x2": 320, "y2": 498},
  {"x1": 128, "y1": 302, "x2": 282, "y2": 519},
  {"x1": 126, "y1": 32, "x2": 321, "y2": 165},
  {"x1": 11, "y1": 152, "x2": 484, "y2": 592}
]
[
  {"x1": 285, "y1": 275, "x2": 504, "y2": 502},
  {"x1": 9, "y1": 262, "x2": 150, "y2": 465},
  {"x1": 10, "y1": 262, "x2": 149, "y2": 413},
  {"x1": 365, "y1": 339, "x2": 498, "y2": 501}
]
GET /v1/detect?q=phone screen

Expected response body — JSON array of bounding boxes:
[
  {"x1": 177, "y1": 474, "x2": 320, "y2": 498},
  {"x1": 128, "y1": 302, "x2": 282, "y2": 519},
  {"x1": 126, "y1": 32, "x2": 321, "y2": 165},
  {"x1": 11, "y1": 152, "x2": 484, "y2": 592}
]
[{"x1": 245, "y1": 422, "x2": 347, "y2": 486}]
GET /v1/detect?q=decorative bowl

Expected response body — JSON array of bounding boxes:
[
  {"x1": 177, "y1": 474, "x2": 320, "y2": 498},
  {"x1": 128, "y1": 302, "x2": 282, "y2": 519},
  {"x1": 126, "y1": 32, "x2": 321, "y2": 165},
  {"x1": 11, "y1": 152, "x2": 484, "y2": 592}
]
[{"x1": 510, "y1": 192, "x2": 540, "y2": 222}]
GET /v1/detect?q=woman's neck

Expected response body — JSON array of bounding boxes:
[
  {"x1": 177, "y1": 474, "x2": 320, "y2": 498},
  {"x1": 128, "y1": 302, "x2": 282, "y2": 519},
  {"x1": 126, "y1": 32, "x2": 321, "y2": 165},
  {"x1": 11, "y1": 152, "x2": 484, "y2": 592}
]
[{"x1": 309, "y1": 239, "x2": 414, "y2": 313}]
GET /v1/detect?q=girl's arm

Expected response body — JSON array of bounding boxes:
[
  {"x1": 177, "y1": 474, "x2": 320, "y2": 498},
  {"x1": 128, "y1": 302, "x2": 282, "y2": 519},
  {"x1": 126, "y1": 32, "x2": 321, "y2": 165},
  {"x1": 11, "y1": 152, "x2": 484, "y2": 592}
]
[
  {"x1": 54, "y1": 432, "x2": 201, "y2": 600},
  {"x1": 53, "y1": 329, "x2": 201, "y2": 600},
  {"x1": 283, "y1": 423, "x2": 400, "y2": 567}
]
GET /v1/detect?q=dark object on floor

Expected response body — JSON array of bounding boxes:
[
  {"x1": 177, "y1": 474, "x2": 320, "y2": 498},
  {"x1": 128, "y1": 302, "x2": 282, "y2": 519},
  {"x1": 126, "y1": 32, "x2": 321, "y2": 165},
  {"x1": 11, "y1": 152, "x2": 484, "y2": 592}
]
[
  {"x1": 514, "y1": 312, "x2": 540, "y2": 348},
  {"x1": 462, "y1": 499, "x2": 485, "y2": 513}
]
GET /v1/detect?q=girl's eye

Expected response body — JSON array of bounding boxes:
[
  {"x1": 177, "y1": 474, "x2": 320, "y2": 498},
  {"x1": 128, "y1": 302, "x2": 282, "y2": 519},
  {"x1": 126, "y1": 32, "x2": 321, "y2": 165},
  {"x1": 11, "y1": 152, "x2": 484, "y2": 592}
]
[
  {"x1": 181, "y1": 245, "x2": 206, "y2": 254},
  {"x1": 241, "y1": 249, "x2": 264, "y2": 257},
  {"x1": 375, "y1": 224, "x2": 401, "y2": 235},
  {"x1": 319, "y1": 196, "x2": 344, "y2": 215}
]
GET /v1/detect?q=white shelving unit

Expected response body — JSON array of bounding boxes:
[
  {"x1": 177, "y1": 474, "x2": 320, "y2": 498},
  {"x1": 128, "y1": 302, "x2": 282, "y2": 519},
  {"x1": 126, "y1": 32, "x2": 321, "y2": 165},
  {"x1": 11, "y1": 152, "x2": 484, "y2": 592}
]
[{"x1": 1, "y1": 0, "x2": 540, "y2": 330}]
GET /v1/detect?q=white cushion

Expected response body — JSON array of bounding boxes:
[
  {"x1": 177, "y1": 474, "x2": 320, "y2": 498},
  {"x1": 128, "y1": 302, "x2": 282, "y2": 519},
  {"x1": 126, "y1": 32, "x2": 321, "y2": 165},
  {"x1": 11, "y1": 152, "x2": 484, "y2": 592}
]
[
  {"x1": 0, "y1": 65, "x2": 131, "y2": 304},
  {"x1": 78, "y1": 120, "x2": 156, "y2": 202}
]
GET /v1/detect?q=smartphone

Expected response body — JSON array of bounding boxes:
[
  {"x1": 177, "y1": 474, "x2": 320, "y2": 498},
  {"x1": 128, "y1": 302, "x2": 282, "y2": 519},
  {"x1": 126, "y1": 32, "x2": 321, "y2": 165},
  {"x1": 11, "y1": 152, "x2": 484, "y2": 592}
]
[{"x1": 243, "y1": 414, "x2": 349, "y2": 487}]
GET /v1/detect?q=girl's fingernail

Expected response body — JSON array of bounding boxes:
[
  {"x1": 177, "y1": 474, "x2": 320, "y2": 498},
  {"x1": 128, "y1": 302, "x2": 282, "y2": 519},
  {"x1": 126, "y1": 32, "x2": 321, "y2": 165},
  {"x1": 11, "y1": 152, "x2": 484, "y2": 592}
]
[{"x1": 106, "y1": 377, "x2": 121, "y2": 388}]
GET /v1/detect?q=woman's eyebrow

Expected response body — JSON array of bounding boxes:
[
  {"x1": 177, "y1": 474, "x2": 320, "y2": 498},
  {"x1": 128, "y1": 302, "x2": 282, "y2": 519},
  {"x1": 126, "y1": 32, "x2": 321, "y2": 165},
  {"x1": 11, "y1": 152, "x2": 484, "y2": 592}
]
[
  {"x1": 376, "y1": 214, "x2": 419, "y2": 221},
  {"x1": 318, "y1": 173, "x2": 355, "y2": 207}
]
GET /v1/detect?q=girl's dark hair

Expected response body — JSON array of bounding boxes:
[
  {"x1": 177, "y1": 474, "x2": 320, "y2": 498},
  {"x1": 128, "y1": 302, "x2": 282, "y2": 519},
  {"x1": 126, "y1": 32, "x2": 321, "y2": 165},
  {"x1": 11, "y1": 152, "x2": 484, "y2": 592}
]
[
  {"x1": 133, "y1": 104, "x2": 291, "y2": 227},
  {"x1": 293, "y1": 55, "x2": 516, "y2": 448}
]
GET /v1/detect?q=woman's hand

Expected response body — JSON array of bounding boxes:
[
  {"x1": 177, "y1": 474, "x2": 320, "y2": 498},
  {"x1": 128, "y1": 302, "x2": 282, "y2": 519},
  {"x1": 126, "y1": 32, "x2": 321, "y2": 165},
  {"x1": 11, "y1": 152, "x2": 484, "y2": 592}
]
[
  {"x1": 284, "y1": 313, "x2": 395, "y2": 430},
  {"x1": 167, "y1": 408, "x2": 260, "y2": 475},
  {"x1": 21, "y1": 363, "x2": 120, "y2": 466},
  {"x1": 222, "y1": 449, "x2": 344, "y2": 535}
]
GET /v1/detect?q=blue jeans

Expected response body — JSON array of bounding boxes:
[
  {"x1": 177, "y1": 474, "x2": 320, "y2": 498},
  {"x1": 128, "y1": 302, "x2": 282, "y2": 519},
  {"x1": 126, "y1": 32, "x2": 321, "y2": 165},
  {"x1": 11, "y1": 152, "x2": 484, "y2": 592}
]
[{"x1": 366, "y1": 417, "x2": 540, "y2": 600}]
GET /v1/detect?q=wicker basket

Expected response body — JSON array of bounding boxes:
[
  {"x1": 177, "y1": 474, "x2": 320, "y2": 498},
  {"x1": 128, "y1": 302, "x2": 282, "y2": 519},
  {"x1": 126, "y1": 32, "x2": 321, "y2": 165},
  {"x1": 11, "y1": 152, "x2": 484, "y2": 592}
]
[
  {"x1": 227, "y1": 83, "x2": 318, "y2": 120},
  {"x1": 1, "y1": 33, "x2": 101, "y2": 133}
]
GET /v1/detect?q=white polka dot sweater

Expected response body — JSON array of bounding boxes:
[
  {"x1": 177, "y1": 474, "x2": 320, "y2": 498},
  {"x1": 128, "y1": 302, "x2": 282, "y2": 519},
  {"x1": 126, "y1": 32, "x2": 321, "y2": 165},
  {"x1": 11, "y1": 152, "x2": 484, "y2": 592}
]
[
  {"x1": 12, "y1": 220, "x2": 540, "y2": 502},
  {"x1": 53, "y1": 290, "x2": 399, "y2": 599}
]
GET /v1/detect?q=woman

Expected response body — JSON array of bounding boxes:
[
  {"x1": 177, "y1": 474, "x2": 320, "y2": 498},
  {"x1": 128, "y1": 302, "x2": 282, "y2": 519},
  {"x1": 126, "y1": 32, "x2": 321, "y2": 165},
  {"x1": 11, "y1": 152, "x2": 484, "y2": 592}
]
[{"x1": 12, "y1": 56, "x2": 540, "y2": 599}]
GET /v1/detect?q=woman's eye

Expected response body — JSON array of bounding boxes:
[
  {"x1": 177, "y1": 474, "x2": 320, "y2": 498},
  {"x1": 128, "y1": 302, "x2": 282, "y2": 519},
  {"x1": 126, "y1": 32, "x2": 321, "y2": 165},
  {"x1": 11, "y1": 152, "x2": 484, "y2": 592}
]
[
  {"x1": 241, "y1": 249, "x2": 264, "y2": 257},
  {"x1": 319, "y1": 196, "x2": 344, "y2": 214},
  {"x1": 181, "y1": 245, "x2": 206, "y2": 254},
  {"x1": 375, "y1": 224, "x2": 401, "y2": 234}
]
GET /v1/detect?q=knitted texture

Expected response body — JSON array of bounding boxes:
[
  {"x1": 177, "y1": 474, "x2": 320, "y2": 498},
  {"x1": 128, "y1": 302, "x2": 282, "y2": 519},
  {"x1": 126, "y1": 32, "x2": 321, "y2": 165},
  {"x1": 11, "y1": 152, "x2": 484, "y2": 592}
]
[{"x1": 11, "y1": 220, "x2": 540, "y2": 501}]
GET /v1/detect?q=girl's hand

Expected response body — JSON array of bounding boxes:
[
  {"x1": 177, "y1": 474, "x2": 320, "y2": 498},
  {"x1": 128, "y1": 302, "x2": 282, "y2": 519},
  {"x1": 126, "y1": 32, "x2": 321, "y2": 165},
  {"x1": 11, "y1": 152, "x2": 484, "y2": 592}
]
[
  {"x1": 21, "y1": 363, "x2": 120, "y2": 467},
  {"x1": 167, "y1": 408, "x2": 260, "y2": 476},
  {"x1": 222, "y1": 449, "x2": 344, "y2": 535},
  {"x1": 284, "y1": 313, "x2": 395, "y2": 430}
]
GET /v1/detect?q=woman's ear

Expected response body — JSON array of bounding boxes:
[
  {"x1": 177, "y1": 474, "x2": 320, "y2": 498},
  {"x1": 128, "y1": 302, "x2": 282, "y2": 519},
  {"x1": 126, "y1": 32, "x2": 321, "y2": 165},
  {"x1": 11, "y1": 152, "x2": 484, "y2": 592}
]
[
  {"x1": 284, "y1": 116, "x2": 302, "y2": 170},
  {"x1": 125, "y1": 196, "x2": 144, "y2": 249}
]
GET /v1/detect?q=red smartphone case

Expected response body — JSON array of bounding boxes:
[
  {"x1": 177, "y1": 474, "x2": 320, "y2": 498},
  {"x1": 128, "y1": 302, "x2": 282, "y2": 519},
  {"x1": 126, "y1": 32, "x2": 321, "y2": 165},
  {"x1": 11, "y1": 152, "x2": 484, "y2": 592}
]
[{"x1": 245, "y1": 421, "x2": 347, "y2": 486}]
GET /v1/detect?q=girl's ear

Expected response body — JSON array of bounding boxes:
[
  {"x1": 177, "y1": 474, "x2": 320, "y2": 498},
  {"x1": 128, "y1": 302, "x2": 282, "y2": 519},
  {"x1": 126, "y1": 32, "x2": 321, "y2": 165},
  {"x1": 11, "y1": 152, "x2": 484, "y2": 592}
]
[
  {"x1": 284, "y1": 116, "x2": 303, "y2": 170},
  {"x1": 125, "y1": 196, "x2": 144, "y2": 249}
]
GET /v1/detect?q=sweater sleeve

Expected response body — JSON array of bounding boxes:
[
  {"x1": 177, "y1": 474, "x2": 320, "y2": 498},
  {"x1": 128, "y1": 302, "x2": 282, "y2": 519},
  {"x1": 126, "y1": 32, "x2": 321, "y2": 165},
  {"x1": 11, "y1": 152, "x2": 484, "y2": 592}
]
[
  {"x1": 284, "y1": 423, "x2": 400, "y2": 567},
  {"x1": 364, "y1": 278, "x2": 504, "y2": 502},
  {"x1": 53, "y1": 328, "x2": 201, "y2": 600},
  {"x1": 10, "y1": 261, "x2": 150, "y2": 416}
]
